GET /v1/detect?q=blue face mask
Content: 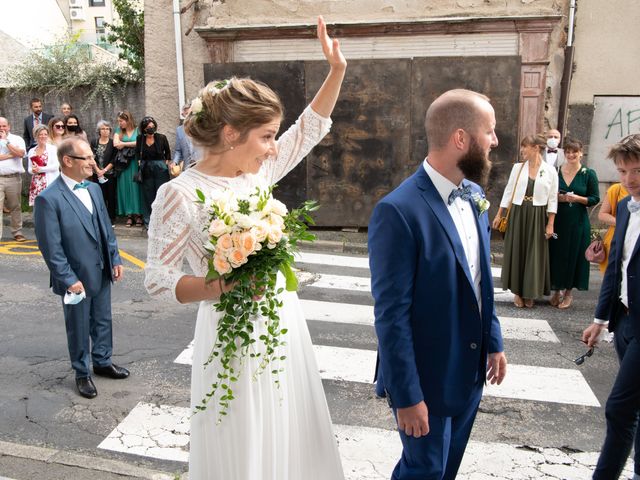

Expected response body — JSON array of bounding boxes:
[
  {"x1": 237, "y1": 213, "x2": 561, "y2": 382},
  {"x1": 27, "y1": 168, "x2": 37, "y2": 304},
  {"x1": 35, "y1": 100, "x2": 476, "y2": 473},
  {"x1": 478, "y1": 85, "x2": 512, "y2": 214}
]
[{"x1": 64, "y1": 290, "x2": 86, "y2": 305}]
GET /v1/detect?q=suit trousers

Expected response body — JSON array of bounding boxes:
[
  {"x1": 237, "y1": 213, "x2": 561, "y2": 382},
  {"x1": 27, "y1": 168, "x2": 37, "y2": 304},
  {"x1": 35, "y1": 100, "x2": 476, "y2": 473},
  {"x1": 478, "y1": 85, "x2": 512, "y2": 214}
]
[
  {"x1": 61, "y1": 270, "x2": 113, "y2": 378},
  {"x1": 141, "y1": 161, "x2": 170, "y2": 227},
  {"x1": 594, "y1": 313, "x2": 640, "y2": 479},
  {"x1": 0, "y1": 174, "x2": 23, "y2": 240},
  {"x1": 392, "y1": 381, "x2": 483, "y2": 480}
]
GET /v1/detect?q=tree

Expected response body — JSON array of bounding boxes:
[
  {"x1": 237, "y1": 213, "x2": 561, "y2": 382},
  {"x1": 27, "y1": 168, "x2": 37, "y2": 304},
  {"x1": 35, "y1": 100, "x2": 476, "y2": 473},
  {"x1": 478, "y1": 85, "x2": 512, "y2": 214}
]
[{"x1": 105, "y1": 0, "x2": 144, "y2": 73}]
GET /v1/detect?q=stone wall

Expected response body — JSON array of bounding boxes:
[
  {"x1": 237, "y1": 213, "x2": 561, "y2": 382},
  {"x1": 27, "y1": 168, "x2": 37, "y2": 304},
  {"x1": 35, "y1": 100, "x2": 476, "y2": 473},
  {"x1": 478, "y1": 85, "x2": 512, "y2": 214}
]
[{"x1": 0, "y1": 83, "x2": 145, "y2": 145}]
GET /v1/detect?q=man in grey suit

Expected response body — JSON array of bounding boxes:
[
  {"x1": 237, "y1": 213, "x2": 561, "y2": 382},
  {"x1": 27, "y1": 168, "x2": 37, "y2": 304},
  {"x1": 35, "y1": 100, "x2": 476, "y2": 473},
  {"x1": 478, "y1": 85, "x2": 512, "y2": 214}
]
[
  {"x1": 543, "y1": 128, "x2": 565, "y2": 170},
  {"x1": 172, "y1": 103, "x2": 198, "y2": 171},
  {"x1": 34, "y1": 138, "x2": 129, "y2": 399}
]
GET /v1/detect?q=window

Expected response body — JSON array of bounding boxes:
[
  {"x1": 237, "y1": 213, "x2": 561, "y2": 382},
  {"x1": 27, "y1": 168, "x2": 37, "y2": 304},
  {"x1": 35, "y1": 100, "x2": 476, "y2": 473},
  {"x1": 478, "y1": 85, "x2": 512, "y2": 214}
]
[
  {"x1": 95, "y1": 16, "x2": 107, "y2": 44},
  {"x1": 89, "y1": 0, "x2": 106, "y2": 6}
]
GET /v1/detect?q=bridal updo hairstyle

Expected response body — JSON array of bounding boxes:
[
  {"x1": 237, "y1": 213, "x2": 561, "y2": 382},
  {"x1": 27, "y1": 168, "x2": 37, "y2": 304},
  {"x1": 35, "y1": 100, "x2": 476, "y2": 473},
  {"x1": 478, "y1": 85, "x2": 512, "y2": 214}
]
[{"x1": 184, "y1": 77, "x2": 283, "y2": 150}]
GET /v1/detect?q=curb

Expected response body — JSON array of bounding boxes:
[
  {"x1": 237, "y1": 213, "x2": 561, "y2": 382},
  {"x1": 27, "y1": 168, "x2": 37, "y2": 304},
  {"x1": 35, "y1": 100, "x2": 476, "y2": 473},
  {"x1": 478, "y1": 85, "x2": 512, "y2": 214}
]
[{"x1": 0, "y1": 440, "x2": 183, "y2": 480}]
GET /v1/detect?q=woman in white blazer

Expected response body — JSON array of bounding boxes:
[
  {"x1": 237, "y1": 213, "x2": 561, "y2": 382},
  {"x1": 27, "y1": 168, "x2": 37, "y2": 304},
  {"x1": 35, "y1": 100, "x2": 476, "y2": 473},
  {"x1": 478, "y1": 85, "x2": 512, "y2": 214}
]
[
  {"x1": 492, "y1": 134, "x2": 558, "y2": 308},
  {"x1": 27, "y1": 125, "x2": 60, "y2": 206}
]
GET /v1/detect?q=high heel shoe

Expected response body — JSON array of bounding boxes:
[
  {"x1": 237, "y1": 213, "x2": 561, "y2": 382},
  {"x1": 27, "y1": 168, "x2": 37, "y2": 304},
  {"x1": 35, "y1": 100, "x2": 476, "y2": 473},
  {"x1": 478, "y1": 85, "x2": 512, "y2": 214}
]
[
  {"x1": 558, "y1": 295, "x2": 573, "y2": 309},
  {"x1": 549, "y1": 291, "x2": 562, "y2": 307}
]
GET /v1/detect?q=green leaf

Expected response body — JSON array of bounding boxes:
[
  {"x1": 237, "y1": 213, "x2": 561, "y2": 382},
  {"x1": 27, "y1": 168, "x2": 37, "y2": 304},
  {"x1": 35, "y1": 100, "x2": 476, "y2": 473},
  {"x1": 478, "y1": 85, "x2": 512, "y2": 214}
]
[
  {"x1": 279, "y1": 261, "x2": 298, "y2": 291},
  {"x1": 196, "y1": 189, "x2": 206, "y2": 203}
]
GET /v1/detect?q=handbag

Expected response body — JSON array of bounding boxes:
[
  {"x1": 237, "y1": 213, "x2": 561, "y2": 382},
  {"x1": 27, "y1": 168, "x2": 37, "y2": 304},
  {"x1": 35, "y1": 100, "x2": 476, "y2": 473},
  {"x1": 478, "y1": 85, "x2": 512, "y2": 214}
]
[
  {"x1": 585, "y1": 239, "x2": 605, "y2": 263},
  {"x1": 496, "y1": 162, "x2": 526, "y2": 233},
  {"x1": 585, "y1": 202, "x2": 605, "y2": 263},
  {"x1": 114, "y1": 147, "x2": 135, "y2": 176}
]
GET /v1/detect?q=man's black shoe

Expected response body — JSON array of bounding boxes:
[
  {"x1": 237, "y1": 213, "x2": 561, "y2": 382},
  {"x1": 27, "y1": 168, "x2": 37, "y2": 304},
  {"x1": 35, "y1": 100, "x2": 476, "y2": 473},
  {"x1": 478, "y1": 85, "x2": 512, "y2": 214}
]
[
  {"x1": 76, "y1": 377, "x2": 97, "y2": 399},
  {"x1": 93, "y1": 364, "x2": 130, "y2": 379}
]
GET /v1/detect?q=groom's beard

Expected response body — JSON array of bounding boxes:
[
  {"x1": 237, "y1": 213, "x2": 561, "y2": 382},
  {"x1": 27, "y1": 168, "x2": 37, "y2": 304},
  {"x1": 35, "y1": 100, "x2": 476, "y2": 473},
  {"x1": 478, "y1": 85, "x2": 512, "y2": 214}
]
[{"x1": 457, "y1": 136, "x2": 492, "y2": 186}]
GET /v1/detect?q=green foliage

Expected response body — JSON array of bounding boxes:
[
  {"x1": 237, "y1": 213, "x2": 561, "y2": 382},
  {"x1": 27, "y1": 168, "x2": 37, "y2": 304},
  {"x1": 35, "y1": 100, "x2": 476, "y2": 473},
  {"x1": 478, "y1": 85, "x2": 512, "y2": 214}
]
[
  {"x1": 7, "y1": 33, "x2": 140, "y2": 109},
  {"x1": 105, "y1": 0, "x2": 144, "y2": 73}
]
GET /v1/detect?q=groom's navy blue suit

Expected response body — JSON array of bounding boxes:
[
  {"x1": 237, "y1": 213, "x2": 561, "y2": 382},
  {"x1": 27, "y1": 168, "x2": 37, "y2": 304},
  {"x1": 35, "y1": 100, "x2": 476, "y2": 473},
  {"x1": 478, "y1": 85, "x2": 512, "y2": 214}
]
[
  {"x1": 592, "y1": 195, "x2": 640, "y2": 478},
  {"x1": 34, "y1": 176, "x2": 122, "y2": 378},
  {"x1": 369, "y1": 165, "x2": 504, "y2": 479}
]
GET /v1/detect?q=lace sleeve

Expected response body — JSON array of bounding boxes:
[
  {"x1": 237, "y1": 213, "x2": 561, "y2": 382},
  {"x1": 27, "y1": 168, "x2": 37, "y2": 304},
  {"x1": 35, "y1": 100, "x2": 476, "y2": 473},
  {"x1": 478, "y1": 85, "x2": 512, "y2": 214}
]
[
  {"x1": 263, "y1": 105, "x2": 332, "y2": 185},
  {"x1": 144, "y1": 182, "x2": 192, "y2": 303}
]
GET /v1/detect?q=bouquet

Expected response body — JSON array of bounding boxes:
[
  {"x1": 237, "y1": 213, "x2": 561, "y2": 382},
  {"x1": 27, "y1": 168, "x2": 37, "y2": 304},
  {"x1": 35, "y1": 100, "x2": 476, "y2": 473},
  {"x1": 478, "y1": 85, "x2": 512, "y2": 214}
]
[{"x1": 194, "y1": 185, "x2": 318, "y2": 422}]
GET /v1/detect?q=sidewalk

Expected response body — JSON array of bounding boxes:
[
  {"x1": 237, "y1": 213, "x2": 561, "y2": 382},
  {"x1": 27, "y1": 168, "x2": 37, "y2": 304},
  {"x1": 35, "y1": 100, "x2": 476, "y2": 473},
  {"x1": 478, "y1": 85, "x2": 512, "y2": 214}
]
[{"x1": 5, "y1": 212, "x2": 509, "y2": 261}]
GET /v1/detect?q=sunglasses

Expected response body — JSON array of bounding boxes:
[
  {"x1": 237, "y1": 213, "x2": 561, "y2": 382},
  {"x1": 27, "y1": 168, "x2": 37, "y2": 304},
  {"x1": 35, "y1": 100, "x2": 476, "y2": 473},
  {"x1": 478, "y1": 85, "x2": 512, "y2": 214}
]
[
  {"x1": 574, "y1": 347, "x2": 594, "y2": 366},
  {"x1": 54, "y1": 124, "x2": 65, "y2": 129},
  {"x1": 67, "y1": 154, "x2": 95, "y2": 162}
]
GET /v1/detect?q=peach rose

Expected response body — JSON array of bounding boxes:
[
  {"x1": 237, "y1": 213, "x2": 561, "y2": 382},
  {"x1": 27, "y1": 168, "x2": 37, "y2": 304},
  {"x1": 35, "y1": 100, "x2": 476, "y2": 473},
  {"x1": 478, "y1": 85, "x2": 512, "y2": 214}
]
[
  {"x1": 213, "y1": 254, "x2": 232, "y2": 275},
  {"x1": 228, "y1": 248, "x2": 248, "y2": 268},
  {"x1": 217, "y1": 233, "x2": 234, "y2": 252},
  {"x1": 239, "y1": 230, "x2": 259, "y2": 256}
]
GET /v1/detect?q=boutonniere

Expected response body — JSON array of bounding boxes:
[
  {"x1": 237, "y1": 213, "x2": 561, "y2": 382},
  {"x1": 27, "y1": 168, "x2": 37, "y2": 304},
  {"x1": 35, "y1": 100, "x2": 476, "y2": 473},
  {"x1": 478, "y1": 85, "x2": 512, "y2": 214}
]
[
  {"x1": 581, "y1": 167, "x2": 587, "y2": 174},
  {"x1": 471, "y1": 192, "x2": 490, "y2": 216},
  {"x1": 539, "y1": 169, "x2": 545, "y2": 178}
]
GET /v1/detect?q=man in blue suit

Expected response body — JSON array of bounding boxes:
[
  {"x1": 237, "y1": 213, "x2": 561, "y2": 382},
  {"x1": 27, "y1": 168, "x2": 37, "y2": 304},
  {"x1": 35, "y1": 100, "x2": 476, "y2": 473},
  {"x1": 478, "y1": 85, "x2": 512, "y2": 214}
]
[
  {"x1": 582, "y1": 134, "x2": 640, "y2": 480},
  {"x1": 34, "y1": 138, "x2": 129, "y2": 399},
  {"x1": 369, "y1": 89, "x2": 507, "y2": 479}
]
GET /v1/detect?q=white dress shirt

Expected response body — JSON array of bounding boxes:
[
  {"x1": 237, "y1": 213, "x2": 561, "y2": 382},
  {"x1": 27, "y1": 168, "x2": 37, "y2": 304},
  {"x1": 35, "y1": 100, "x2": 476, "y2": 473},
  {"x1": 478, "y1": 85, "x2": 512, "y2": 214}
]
[
  {"x1": 545, "y1": 149, "x2": 558, "y2": 167},
  {"x1": 61, "y1": 173, "x2": 93, "y2": 214},
  {"x1": 423, "y1": 159, "x2": 482, "y2": 306},
  {"x1": 0, "y1": 133, "x2": 26, "y2": 175}
]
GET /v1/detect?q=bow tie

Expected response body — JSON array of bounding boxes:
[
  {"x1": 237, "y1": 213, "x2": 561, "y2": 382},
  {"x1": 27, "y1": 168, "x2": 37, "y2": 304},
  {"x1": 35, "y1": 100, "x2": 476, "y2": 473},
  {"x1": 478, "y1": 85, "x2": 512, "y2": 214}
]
[
  {"x1": 547, "y1": 148, "x2": 558, "y2": 153},
  {"x1": 448, "y1": 185, "x2": 472, "y2": 205},
  {"x1": 628, "y1": 201, "x2": 640, "y2": 214},
  {"x1": 73, "y1": 181, "x2": 90, "y2": 190}
]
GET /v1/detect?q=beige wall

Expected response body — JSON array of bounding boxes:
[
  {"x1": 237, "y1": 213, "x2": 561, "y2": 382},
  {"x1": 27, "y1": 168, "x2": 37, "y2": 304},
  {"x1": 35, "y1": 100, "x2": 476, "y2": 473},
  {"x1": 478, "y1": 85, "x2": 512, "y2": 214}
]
[
  {"x1": 570, "y1": 0, "x2": 640, "y2": 103},
  {"x1": 203, "y1": 0, "x2": 560, "y2": 26}
]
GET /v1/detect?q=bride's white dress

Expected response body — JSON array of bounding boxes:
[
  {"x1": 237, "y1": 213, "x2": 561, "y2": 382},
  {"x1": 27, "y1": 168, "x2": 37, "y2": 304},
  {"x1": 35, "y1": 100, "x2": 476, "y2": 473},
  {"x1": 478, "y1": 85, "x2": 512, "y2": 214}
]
[{"x1": 144, "y1": 107, "x2": 345, "y2": 480}]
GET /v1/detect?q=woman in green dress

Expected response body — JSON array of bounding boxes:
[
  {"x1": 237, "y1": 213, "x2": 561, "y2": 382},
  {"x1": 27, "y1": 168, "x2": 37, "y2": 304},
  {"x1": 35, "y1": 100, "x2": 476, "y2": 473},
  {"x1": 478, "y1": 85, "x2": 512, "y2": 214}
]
[
  {"x1": 548, "y1": 138, "x2": 600, "y2": 309},
  {"x1": 114, "y1": 110, "x2": 144, "y2": 227},
  {"x1": 493, "y1": 135, "x2": 558, "y2": 308}
]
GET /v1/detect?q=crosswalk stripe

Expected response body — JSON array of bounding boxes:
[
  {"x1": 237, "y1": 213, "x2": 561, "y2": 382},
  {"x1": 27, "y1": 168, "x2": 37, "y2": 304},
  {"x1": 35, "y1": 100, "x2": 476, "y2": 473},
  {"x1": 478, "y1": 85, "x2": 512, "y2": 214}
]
[
  {"x1": 295, "y1": 251, "x2": 370, "y2": 269},
  {"x1": 293, "y1": 251, "x2": 503, "y2": 280},
  {"x1": 99, "y1": 403, "x2": 630, "y2": 478},
  {"x1": 301, "y1": 300, "x2": 559, "y2": 343},
  {"x1": 175, "y1": 343, "x2": 599, "y2": 407}
]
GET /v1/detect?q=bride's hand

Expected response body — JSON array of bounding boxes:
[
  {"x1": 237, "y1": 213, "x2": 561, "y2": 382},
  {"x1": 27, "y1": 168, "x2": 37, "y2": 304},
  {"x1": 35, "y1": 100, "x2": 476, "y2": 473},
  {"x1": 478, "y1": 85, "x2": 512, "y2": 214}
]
[{"x1": 317, "y1": 16, "x2": 346, "y2": 72}]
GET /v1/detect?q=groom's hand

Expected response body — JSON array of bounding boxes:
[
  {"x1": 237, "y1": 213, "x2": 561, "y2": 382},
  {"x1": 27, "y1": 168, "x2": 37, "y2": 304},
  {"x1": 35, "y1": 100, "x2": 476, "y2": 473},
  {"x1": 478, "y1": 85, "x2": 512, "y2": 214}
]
[
  {"x1": 487, "y1": 352, "x2": 507, "y2": 385},
  {"x1": 397, "y1": 401, "x2": 429, "y2": 438}
]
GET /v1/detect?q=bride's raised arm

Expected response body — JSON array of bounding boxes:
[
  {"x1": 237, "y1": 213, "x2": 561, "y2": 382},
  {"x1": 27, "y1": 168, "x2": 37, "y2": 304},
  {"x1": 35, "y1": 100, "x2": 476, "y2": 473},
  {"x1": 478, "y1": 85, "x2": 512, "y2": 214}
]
[{"x1": 264, "y1": 16, "x2": 347, "y2": 185}]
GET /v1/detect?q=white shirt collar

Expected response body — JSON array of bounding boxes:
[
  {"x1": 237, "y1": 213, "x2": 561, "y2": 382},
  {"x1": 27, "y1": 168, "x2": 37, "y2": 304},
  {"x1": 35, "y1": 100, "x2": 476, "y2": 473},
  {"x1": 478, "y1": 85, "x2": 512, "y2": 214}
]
[
  {"x1": 60, "y1": 172, "x2": 85, "y2": 190},
  {"x1": 422, "y1": 158, "x2": 462, "y2": 205}
]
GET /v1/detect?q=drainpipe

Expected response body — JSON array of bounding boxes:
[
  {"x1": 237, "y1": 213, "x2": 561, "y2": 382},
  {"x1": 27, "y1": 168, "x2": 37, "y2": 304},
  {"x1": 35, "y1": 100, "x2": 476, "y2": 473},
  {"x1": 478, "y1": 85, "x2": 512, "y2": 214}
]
[
  {"x1": 173, "y1": 0, "x2": 186, "y2": 111},
  {"x1": 557, "y1": 0, "x2": 577, "y2": 138}
]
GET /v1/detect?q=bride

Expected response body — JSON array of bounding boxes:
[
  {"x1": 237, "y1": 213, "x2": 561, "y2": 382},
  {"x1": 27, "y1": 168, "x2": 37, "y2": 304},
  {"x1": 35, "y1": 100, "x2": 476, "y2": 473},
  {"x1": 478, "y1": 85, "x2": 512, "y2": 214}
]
[{"x1": 144, "y1": 16, "x2": 346, "y2": 480}]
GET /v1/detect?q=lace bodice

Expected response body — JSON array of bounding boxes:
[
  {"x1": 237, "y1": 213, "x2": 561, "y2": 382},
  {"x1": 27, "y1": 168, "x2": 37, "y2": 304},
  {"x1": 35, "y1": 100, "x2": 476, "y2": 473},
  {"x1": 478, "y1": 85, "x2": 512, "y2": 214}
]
[{"x1": 144, "y1": 106, "x2": 331, "y2": 302}]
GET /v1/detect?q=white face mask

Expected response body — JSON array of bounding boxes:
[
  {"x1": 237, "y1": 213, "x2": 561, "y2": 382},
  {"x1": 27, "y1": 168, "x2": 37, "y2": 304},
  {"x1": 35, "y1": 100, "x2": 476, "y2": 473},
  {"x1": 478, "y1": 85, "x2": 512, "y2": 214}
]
[{"x1": 547, "y1": 138, "x2": 560, "y2": 149}]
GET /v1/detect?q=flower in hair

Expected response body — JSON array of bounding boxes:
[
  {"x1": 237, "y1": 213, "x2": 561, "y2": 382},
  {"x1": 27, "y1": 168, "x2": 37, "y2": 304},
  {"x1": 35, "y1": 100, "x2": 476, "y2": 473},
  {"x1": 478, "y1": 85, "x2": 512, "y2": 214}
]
[
  {"x1": 191, "y1": 97, "x2": 204, "y2": 115},
  {"x1": 208, "y1": 79, "x2": 230, "y2": 95}
]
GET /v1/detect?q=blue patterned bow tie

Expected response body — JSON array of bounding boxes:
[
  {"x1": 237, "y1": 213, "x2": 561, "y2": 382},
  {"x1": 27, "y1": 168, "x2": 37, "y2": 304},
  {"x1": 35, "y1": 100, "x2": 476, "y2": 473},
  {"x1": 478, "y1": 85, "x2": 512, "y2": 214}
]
[
  {"x1": 73, "y1": 181, "x2": 90, "y2": 190},
  {"x1": 448, "y1": 186, "x2": 472, "y2": 205},
  {"x1": 628, "y1": 201, "x2": 640, "y2": 214}
]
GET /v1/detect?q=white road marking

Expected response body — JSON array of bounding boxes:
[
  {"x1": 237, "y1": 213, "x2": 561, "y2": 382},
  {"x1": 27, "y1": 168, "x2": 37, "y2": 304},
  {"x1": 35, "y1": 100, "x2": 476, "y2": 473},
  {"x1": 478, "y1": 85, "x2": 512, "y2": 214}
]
[
  {"x1": 175, "y1": 343, "x2": 598, "y2": 407},
  {"x1": 295, "y1": 251, "x2": 370, "y2": 269},
  {"x1": 99, "y1": 405, "x2": 629, "y2": 479}
]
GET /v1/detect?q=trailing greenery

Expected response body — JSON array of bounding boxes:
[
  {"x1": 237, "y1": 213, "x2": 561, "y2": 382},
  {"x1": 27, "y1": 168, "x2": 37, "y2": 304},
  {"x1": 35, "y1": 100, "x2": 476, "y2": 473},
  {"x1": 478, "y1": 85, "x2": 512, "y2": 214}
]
[
  {"x1": 7, "y1": 33, "x2": 140, "y2": 109},
  {"x1": 105, "y1": 0, "x2": 145, "y2": 73}
]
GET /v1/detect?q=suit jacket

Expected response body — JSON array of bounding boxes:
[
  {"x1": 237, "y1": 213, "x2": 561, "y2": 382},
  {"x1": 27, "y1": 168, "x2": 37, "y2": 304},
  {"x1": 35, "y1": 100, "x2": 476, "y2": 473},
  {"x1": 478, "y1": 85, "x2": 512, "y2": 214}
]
[
  {"x1": 34, "y1": 176, "x2": 121, "y2": 298},
  {"x1": 23, "y1": 113, "x2": 53, "y2": 149},
  {"x1": 173, "y1": 125, "x2": 197, "y2": 169},
  {"x1": 595, "y1": 196, "x2": 640, "y2": 339},
  {"x1": 369, "y1": 165, "x2": 504, "y2": 417},
  {"x1": 543, "y1": 147, "x2": 565, "y2": 170},
  {"x1": 499, "y1": 160, "x2": 559, "y2": 211}
]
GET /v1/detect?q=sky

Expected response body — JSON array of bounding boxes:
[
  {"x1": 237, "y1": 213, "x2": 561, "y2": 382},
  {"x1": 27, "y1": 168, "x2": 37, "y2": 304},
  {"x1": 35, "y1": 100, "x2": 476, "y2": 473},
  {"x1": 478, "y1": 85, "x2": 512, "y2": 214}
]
[{"x1": 0, "y1": 0, "x2": 68, "y2": 47}]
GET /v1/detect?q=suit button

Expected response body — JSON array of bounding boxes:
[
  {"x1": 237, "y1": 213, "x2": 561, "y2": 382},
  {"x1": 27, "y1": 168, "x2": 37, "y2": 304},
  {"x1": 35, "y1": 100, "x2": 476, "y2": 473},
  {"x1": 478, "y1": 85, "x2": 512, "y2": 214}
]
[{"x1": 470, "y1": 343, "x2": 478, "y2": 350}]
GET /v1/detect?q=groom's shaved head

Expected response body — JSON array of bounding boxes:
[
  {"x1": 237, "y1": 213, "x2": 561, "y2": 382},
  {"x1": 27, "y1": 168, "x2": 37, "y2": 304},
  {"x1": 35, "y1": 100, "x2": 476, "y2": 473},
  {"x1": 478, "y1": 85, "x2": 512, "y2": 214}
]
[{"x1": 425, "y1": 89, "x2": 491, "y2": 150}]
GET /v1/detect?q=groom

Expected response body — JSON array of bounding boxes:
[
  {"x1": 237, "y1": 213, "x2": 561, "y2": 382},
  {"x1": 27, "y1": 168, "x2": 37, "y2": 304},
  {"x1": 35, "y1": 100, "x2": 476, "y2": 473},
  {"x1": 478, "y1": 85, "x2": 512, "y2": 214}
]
[
  {"x1": 369, "y1": 89, "x2": 507, "y2": 479},
  {"x1": 34, "y1": 138, "x2": 129, "y2": 399}
]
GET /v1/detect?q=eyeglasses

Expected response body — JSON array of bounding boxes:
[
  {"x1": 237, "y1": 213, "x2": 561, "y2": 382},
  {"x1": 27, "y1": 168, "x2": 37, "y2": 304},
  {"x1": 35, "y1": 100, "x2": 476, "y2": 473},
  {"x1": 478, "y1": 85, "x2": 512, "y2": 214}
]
[
  {"x1": 54, "y1": 124, "x2": 65, "y2": 129},
  {"x1": 67, "y1": 154, "x2": 95, "y2": 162},
  {"x1": 574, "y1": 347, "x2": 594, "y2": 366}
]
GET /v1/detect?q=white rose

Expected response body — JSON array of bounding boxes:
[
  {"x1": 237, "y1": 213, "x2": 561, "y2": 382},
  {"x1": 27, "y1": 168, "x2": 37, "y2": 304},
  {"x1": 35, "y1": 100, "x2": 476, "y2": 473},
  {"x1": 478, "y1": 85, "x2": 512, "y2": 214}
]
[
  {"x1": 267, "y1": 225, "x2": 283, "y2": 245},
  {"x1": 251, "y1": 220, "x2": 270, "y2": 243},
  {"x1": 233, "y1": 213, "x2": 254, "y2": 230},
  {"x1": 208, "y1": 218, "x2": 229, "y2": 237},
  {"x1": 191, "y1": 97, "x2": 203, "y2": 115}
]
